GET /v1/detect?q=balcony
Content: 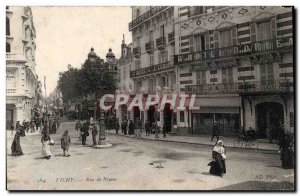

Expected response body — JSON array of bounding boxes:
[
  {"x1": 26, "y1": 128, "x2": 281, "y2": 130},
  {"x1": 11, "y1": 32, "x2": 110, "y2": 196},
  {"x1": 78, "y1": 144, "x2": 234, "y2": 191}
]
[
  {"x1": 175, "y1": 36, "x2": 293, "y2": 65},
  {"x1": 6, "y1": 53, "x2": 27, "y2": 62},
  {"x1": 132, "y1": 47, "x2": 141, "y2": 58},
  {"x1": 129, "y1": 6, "x2": 169, "y2": 31},
  {"x1": 130, "y1": 61, "x2": 174, "y2": 78},
  {"x1": 6, "y1": 89, "x2": 17, "y2": 95},
  {"x1": 188, "y1": 80, "x2": 293, "y2": 95},
  {"x1": 156, "y1": 37, "x2": 166, "y2": 50},
  {"x1": 168, "y1": 32, "x2": 175, "y2": 45},
  {"x1": 145, "y1": 41, "x2": 154, "y2": 53}
]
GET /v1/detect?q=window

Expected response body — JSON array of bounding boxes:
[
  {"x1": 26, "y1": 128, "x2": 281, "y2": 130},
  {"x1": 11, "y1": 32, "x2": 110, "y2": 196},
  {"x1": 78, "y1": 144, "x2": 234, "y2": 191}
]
[
  {"x1": 222, "y1": 68, "x2": 233, "y2": 83},
  {"x1": 158, "y1": 51, "x2": 168, "y2": 64},
  {"x1": 196, "y1": 71, "x2": 206, "y2": 84},
  {"x1": 260, "y1": 64, "x2": 273, "y2": 81},
  {"x1": 180, "y1": 111, "x2": 185, "y2": 122},
  {"x1": 194, "y1": 35, "x2": 206, "y2": 51},
  {"x1": 257, "y1": 21, "x2": 272, "y2": 41},
  {"x1": 6, "y1": 6, "x2": 9, "y2": 10},
  {"x1": 6, "y1": 42, "x2": 11, "y2": 53},
  {"x1": 136, "y1": 9, "x2": 140, "y2": 18},
  {"x1": 149, "y1": 54, "x2": 154, "y2": 66},
  {"x1": 6, "y1": 17, "x2": 10, "y2": 36},
  {"x1": 160, "y1": 25, "x2": 165, "y2": 37},
  {"x1": 149, "y1": 30, "x2": 153, "y2": 41},
  {"x1": 219, "y1": 30, "x2": 232, "y2": 48}
]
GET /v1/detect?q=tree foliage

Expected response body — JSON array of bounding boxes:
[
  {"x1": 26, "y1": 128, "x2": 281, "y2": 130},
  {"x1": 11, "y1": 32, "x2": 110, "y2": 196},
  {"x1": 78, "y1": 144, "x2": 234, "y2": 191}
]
[{"x1": 58, "y1": 56, "x2": 117, "y2": 103}]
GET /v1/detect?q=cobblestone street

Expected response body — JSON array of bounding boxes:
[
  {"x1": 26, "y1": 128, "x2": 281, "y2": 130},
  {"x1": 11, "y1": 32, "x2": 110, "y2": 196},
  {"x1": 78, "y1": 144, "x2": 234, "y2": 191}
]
[{"x1": 7, "y1": 121, "x2": 294, "y2": 190}]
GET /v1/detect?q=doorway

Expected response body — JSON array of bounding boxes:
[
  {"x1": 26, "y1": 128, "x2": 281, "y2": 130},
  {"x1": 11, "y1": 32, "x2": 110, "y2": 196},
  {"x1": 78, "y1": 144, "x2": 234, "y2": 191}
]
[
  {"x1": 163, "y1": 103, "x2": 173, "y2": 133},
  {"x1": 256, "y1": 102, "x2": 284, "y2": 138}
]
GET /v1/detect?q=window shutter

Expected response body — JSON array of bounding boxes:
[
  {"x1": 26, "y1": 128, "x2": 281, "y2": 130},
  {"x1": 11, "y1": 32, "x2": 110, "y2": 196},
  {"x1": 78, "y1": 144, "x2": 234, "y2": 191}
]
[
  {"x1": 250, "y1": 23, "x2": 256, "y2": 42},
  {"x1": 260, "y1": 64, "x2": 266, "y2": 81},
  {"x1": 231, "y1": 27, "x2": 237, "y2": 46},
  {"x1": 204, "y1": 33, "x2": 210, "y2": 50},
  {"x1": 202, "y1": 71, "x2": 206, "y2": 84},
  {"x1": 222, "y1": 69, "x2": 227, "y2": 83},
  {"x1": 189, "y1": 37, "x2": 194, "y2": 52},
  {"x1": 213, "y1": 30, "x2": 219, "y2": 49},
  {"x1": 270, "y1": 18, "x2": 277, "y2": 39},
  {"x1": 267, "y1": 64, "x2": 274, "y2": 80}
]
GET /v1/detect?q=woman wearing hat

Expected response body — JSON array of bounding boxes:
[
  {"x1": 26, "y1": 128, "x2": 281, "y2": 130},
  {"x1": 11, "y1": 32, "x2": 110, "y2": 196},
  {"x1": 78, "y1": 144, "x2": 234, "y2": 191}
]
[
  {"x1": 209, "y1": 140, "x2": 227, "y2": 177},
  {"x1": 11, "y1": 129, "x2": 24, "y2": 156}
]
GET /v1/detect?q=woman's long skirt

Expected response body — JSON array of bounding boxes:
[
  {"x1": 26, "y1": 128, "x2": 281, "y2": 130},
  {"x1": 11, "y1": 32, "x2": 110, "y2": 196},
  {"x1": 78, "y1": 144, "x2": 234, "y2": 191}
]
[{"x1": 41, "y1": 143, "x2": 51, "y2": 157}]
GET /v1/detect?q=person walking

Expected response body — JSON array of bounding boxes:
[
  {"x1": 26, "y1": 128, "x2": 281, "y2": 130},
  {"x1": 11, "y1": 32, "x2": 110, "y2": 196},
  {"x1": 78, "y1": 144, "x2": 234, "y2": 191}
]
[
  {"x1": 41, "y1": 133, "x2": 52, "y2": 160},
  {"x1": 115, "y1": 119, "x2": 120, "y2": 134},
  {"x1": 122, "y1": 119, "x2": 128, "y2": 135},
  {"x1": 11, "y1": 130, "x2": 24, "y2": 156},
  {"x1": 145, "y1": 120, "x2": 151, "y2": 136},
  {"x1": 209, "y1": 140, "x2": 226, "y2": 177},
  {"x1": 135, "y1": 118, "x2": 143, "y2": 138},
  {"x1": 280, "y1": 134, "x2": 294, "y2": 169},
  {"x1": 90, "y1": 120, "x2": 98, "y2": 146},
  {"x1": 80, "y1": 122, "x2": 89, "y2": 145},
  {"x1": 211, "y1": 121, "x2": 219, "y2": 142},
  {"x1": 60, "y1": 130, "x2": 71, "y2": 157},
  {"x1": 128, "y1": 120, "x2": 134, "y2": 135},
  {"x1": 75, "y1": 120, "x2": 82, "y2": 141}
]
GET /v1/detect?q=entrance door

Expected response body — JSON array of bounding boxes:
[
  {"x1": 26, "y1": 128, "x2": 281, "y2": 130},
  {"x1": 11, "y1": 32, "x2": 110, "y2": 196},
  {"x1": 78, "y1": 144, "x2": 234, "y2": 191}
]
[
  {"x1": 163, "y1": 103, "x2": 173, "y2": 133},
  {"x1": 256, "y1": 102, "x2": 284, "y2": 138}
]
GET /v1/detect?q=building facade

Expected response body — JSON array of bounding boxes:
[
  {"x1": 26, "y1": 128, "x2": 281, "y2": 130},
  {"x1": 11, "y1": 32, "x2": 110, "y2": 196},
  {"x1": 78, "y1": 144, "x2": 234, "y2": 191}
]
[
  {"x1": 174, "y1": 6, "x2": 294, "y2": 137},
  {"x1": 6, "y1": 6, "x2": 39, "y2": 129},
  {"x1": 128, "y1": 6, "x2": 181, "y2": 132}
]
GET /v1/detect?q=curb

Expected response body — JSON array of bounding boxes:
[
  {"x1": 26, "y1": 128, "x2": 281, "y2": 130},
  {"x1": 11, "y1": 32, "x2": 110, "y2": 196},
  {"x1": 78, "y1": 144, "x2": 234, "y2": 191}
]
[{"x1": 105, "y1": 131, "x2": 278, "y2": 153}]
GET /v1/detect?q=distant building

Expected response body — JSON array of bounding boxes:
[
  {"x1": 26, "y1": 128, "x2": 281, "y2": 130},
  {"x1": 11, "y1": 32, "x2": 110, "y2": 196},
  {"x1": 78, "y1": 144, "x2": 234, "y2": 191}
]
[{"x1": 6, "y1": 6, "x2": 39, "y2": 129}]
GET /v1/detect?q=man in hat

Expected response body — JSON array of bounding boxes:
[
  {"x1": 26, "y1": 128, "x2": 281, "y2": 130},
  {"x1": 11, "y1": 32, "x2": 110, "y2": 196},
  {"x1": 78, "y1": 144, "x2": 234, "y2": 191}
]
[{"x1": 90, "y1": 118, "x2": 98, "y2": 146}]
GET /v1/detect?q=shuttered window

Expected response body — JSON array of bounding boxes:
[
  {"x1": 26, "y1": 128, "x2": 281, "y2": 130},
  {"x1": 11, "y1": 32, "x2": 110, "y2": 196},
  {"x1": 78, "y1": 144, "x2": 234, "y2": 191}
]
[
  {"x1": 260, "y1": 64, "x2": 274, "y2": 81},
  {"x1": 257, "y1": 21, "x2": 272, "y2": 41},
  {"x1": 196, "y1": 71, "x2": 206, "y2": 84},
  {"x1": 213, "y1": 30, "x2": 219, "y2": 49},
  {"x1": 250, "y1": 23, "x2": 256, "y2": 42}
]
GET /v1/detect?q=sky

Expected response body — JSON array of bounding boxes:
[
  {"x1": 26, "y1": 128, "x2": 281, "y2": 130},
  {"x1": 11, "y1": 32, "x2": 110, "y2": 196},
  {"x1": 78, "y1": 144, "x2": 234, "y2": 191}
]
[{"x1": 31, "y1": 7, "x2": 132, "y2": 96}]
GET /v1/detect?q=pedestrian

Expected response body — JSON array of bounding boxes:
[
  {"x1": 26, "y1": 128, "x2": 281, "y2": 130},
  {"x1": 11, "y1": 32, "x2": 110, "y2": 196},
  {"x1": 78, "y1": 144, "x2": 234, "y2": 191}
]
[
  {"x1": 209, "y1": 140, "x2": 226, "y2": 177},
  {"x1": 60, "y1": 130, "x2": 71, "y2": 157},
  {"x1": 211, "y1": 121, "x2": 219, "y2": 142},
  {"x1": 11, "y1": 129, "x2": 24, "y2": 156},
  {"x1": 41, "y1": 133, "x2": 52, "y2": 160},
  {"x1": 280, "y1": 134, "x2": 294, "y2": 169},
  {"x1": 145, "y1": 120, "x2": 151, "y2": 136},
  {"x1": 115, "y1": 119, "x2": 120, "y2": 134},
  {"x1": 135, "y1": 118, "x2": 142, "y2": 138},
  {"x1": 162, "y1": 125, "x2": 167, "y2": 138},
  {"x1": 122, "y1": 119, "x2": 128, "y2": 135},
  {"x1": 30, "y1": 121, "x2": 35, "y2": 133},
  {"x1": 75, "y1": 120, "x2": 82, "y2": 141},
  {"x1": 90, "y1": 120, "x2": 98, "y2": 146},
  {"x1": 80, "y1": 122, "x2": 89, "y2": 145},
  {"x1": 51, "y1": 120, "x2": 57, "y2": 134},
  {"x1": 128, "y1": 120, "x2": 134, "y2": 135}
]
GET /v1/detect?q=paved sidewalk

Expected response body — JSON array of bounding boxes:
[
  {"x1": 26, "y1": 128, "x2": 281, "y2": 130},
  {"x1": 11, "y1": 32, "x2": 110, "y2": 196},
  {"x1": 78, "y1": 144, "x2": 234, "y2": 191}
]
[{"x1": 105, "y1": 129, "x2": 279, "y2": 151}]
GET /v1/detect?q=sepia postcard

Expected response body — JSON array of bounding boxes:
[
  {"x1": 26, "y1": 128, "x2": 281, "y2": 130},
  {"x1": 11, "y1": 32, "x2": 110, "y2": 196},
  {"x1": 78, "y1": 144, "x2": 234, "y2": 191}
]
[{"x1": 6, "y1": 5, "x2": 295, "y2": 191}]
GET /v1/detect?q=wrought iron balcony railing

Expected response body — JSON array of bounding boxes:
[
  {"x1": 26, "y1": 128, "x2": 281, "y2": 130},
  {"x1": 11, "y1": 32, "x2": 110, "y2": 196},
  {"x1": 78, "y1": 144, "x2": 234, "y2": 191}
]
[
  {"x1": 129, "y1": 6, "x2": 169, "y2": 31},
  {"x1": 174, "y1": 36, "x2": 293, "y2": 65},
  {"x1": 132, "y1": 47, "x2": 141, "y2": 58},
  {"x1": 188, "y1": 80, "x2": 293, "y2": 95},
  {"x1": 130, "y1": 61, "x2": 174, "y2": 78},
  {"x1": 168, "y1": 31, "x2": 175, "y2": 44},
  {"x1": 145, "y1": 41, "x2": 154, "y2": 53},
  {"x1": 156, "y1": 36, "x2": 166, "y2": 50}
]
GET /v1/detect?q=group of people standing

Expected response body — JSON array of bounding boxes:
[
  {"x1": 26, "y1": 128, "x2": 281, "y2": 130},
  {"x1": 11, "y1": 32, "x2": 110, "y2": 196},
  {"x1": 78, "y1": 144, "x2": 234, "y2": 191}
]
[{"x1": 75, "y1": 118, "x2": 98, "y2": 146}]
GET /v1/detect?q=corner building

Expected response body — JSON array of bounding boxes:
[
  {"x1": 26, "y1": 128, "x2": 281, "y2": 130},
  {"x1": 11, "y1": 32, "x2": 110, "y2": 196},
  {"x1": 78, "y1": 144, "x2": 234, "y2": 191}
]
[
  {"x1": 174, "y1": 6, "x2": 294, "y2": 137},
  {"x1": 6, "y1": 6, "x2": 38, "y2": 129}
]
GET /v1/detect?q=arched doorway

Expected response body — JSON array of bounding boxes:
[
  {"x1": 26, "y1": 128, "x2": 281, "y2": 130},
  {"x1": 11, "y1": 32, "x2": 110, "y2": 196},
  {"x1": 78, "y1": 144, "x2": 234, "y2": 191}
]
[{"x1": 256, "y1": 102, "x2": 284, "y2": 138}]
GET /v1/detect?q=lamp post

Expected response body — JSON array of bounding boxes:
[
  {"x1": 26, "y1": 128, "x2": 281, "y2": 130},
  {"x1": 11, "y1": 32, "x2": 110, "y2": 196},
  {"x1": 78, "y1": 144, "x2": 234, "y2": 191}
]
[{"x1": 88, "y1": 48, "x2": 112, "y2": 148}]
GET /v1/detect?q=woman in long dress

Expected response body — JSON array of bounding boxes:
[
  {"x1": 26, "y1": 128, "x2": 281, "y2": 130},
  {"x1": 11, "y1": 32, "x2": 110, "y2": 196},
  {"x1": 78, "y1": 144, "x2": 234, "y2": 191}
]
[
  {"x1": 41, "y1": 133, "x2": 52, "y2": 160},
  {"x1": 209, "y1": 140, "x2": 226, "y2": 177},
  {"x1": 281, "y1": 134, "x2": 294, "y2": 169},
  {"x1": 11, "y1": 130, "x2": 24, "y2": 156},
  {"x1": 61, "y1": 130, "x2": 71, "y2": 157}
]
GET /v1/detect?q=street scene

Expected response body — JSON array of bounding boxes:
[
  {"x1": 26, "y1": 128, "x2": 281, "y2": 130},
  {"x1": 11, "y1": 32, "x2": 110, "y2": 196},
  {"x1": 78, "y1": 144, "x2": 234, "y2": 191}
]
[{"x1": 6, "y1": 6, "x2": 295, "y2": 191}]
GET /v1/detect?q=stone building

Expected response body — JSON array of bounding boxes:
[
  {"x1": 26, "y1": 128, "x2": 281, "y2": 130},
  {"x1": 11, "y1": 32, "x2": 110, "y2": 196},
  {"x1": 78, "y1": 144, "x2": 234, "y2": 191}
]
[
  {"x1": 129, "y1": 6, "x2": 179, "y2": 131},
  {"x1": 6, "y1": 6, "x2": 39, "y2": 129},
  {"x1": 174, "y1": 6, "x2": 294, "y2": 137}
]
